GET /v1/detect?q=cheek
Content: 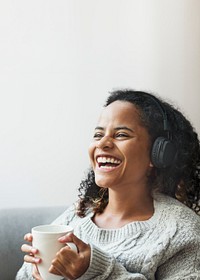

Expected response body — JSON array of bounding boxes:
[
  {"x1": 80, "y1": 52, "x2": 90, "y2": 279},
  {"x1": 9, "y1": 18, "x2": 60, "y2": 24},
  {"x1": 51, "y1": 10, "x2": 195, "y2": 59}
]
[{"x1": 124, "y1": 146, "x2": 151, "y2": 166}]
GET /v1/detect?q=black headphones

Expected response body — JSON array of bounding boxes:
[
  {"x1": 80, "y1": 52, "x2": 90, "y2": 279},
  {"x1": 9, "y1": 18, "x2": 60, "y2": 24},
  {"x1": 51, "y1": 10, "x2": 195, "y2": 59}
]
[{"x1": 145, "y1": 94, "x2": 177, "y2": 168}]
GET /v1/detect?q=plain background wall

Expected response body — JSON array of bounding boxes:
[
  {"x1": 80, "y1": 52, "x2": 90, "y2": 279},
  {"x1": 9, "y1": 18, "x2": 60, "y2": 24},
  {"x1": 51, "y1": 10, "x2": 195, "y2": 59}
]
[{"x1": 0, "y1": 0, "x2": 200, "y2": 209}]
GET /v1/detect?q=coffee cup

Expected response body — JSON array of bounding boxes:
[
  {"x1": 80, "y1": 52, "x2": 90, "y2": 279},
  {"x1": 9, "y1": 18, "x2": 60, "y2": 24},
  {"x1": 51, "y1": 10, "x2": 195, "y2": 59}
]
[{"x1": 32, "y1": 224, "x2": 77, "y2": 280}]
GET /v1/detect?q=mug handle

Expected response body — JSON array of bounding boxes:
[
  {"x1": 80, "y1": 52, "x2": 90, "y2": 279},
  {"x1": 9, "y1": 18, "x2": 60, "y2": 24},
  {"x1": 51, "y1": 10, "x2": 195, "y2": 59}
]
[{"x1": 66, "y1": 242, "x2": 78, "y2": 252}]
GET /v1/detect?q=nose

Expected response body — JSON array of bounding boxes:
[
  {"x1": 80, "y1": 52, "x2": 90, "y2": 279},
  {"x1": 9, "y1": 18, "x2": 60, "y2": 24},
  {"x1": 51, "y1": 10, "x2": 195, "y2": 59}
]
[{"x1": 96, "y1": 136, "x2": 114, "y2": 150}]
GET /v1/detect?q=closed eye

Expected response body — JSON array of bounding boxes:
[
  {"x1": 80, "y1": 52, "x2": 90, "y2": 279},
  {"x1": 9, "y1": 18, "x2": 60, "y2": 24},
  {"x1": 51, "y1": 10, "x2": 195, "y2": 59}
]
[
  {"x1": 93, "y1": 132, "x2": 104, "y2": 140},
  {"x1": 115, "y1": 133, "x2": 130, "y2": 138},
  {"x1": 114, "y1": 126, "x2": 134, "y2": 139}
]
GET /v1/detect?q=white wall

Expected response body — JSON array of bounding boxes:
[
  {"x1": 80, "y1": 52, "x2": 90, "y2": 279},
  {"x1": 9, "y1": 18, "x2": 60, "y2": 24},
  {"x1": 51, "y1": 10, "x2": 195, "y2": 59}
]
[{"x1": 0, "y1": 0, "x2": 200, "y2": 209}]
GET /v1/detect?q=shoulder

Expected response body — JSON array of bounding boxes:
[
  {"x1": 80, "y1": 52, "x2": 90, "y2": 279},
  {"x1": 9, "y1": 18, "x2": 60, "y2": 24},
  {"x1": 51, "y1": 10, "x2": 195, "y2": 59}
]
[
  {"x1": 51, "y1": 203, "x2": 78, "y2": 225},
  {"x1": 51, "y1": 203, "x2": 93, "y2": 227},
  {"x1": 153, "y1": 193, "x2": 200, "y2": 238}
]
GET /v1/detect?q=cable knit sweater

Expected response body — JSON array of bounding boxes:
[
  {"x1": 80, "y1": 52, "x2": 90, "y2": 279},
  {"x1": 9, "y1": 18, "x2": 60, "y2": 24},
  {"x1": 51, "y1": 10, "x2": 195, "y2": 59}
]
[{"x1": 16, "y1": 193, "x2": 200, "y2": 280}]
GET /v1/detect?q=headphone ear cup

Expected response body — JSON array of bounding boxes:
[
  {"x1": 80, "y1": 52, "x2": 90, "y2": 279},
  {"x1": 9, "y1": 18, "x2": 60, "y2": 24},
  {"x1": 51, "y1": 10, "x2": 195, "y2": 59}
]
[{"x1": 151, "y1": 137, "x2": 176, "y2": 168}]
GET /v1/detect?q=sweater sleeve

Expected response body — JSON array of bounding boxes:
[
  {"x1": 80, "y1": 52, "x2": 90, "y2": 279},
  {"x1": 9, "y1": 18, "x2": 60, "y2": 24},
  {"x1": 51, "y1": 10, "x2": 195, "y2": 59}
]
[
  {"x1": 76, "y1": 244, "x2": 147, "y2": 280},
  {"x1": 77, "y1": 239, "x2": 200, "y2": 280},
  {"x1": 155, "y1": 238, "x2": 200, "y2": 280},
  {"x1": 15, "y1": 246, "x2": 147, "y2": 280},
  {"x1": 15, "y1": 263, "x2": 34, "y2": 280}
]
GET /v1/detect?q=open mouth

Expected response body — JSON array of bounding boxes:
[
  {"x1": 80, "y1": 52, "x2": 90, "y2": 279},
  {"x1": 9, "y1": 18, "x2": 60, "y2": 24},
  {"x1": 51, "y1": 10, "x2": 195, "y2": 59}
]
[{"x1": 96, "y1": 156, "x2": 122, "y2": 169}]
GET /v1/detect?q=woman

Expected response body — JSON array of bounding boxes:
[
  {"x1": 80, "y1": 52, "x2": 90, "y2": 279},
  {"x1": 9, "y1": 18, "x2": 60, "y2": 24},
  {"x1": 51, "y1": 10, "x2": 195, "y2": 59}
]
[{"x1": 16, "y1": 89, "x2": 200, "y2": 279}]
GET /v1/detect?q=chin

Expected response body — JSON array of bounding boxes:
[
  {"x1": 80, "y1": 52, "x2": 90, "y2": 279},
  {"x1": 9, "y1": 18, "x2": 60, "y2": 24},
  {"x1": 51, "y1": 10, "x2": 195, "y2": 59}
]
[{"x1": 95, "y1": 174, "x2": 117, "y2": 189}]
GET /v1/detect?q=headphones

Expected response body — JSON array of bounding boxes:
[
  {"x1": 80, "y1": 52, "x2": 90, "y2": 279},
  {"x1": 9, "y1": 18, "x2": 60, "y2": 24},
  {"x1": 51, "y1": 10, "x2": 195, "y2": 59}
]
[{"x1": 144, "y1": 93, "x2": 177, "y2": 168}]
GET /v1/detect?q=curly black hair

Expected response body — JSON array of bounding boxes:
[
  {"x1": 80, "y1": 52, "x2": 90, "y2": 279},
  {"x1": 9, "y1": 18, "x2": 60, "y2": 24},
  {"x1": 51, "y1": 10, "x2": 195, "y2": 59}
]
[{"x1": 76, "y1": 89, "x2": 200, "y2": 217}]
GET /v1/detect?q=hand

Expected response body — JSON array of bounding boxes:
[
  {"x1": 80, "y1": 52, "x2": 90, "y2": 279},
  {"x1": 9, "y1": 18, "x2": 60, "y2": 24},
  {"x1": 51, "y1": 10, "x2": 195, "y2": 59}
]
[
  {"x1": 21, "y1": 233, "x2": 42, "y2": 279},
  {"x1": 21, "y1": 233, "x2": 41, "y2": 264},
  {"x1": 49, "y1": 233, "x2": 91, "y2": 280},
  {"x1": 21, "y1": 233, "x2": 41, "y2": 265}
]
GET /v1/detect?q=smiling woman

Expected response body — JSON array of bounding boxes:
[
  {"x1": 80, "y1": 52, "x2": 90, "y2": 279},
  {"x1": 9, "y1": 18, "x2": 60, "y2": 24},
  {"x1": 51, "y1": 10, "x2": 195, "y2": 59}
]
[
  {"x1": 16, "y1": 89, "x2": 200, "y2": 280},
  {"x1": 88, "y1": 101, "x2": 152, "y2": 200}
]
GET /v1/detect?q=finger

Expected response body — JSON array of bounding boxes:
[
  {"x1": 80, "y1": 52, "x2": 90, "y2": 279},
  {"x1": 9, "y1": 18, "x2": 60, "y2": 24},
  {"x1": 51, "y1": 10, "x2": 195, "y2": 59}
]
[
  {"x1": 24, "y1": 233, "x2": 33, "y2": 242},
  {"x1": 50, "y1": 258, "x2": 77, "y2": 280},
  {"x1": 59, "y1": 233, "x2": 83, "y2": 247},
  {"x1": 24, "y1": 254, "x2": 41, "y2": 264},
  {"x1": 21, "y1": 244, "x2": 38, "y2": 254},
  {"x1": 59, "y1": 233, "x2": 87, "y2": 252},
  {"x1": 50, "y1": 249, "x2": 75, "y2": 274},
  {"x1": 49, "y1": 263, "x2": 63, "y2": 276},
  {"x1": 32, "y1": 265, "x2": 43, "y2": 280},
  {"x1": 58, "y1": 233, "x2": 72, "y2": 243},
  {"x1": 49, "y1": 260, "x2": 74, "y2": 279}
]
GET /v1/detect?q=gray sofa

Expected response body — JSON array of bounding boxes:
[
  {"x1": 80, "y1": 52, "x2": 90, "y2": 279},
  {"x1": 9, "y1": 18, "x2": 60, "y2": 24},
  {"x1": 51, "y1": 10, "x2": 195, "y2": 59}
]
[{"x1": 0, "y1": 205, "x2": 66, "y2": 280}]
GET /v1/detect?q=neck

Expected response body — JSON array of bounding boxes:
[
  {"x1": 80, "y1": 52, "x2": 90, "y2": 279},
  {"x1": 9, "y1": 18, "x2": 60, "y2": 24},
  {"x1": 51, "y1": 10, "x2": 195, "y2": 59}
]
[
  {"x1": 107, "y1": 187, "x2": 153, "y2": 218},
  {"x1": 93, "y1": 186, "x2": 154, "y2": 229}
]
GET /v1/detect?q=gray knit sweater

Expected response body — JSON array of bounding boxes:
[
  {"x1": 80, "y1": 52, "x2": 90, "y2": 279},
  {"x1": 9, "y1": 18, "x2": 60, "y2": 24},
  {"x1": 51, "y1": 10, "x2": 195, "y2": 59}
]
[{"x1": 16, "y1": 193, "x2": 200, "y2": 280}]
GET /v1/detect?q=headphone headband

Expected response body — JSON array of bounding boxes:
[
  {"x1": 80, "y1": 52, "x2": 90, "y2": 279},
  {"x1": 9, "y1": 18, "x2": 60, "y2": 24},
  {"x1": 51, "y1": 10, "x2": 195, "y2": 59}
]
[{"x1": 141, "y1": 92, "x2": 170, "y2": 132}]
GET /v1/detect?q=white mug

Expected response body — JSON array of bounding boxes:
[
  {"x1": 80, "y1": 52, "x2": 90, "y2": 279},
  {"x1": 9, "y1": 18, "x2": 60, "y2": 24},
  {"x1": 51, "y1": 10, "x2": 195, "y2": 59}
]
[{"x1": 32, "y1": 224, "x2": 77, "y2": 280}]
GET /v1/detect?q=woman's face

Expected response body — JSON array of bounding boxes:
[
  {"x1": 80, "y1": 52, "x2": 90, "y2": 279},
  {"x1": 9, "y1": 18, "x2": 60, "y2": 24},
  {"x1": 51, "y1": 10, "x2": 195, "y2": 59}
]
[{"x1": 88, "y1": 101, "x2": 153, "y2": 190}]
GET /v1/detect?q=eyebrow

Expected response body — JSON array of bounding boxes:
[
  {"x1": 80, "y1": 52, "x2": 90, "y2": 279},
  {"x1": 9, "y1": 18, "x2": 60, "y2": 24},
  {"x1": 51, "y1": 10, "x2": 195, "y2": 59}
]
[{"x1": 95, "y1": 126, "x2": 134, "y2": 132}]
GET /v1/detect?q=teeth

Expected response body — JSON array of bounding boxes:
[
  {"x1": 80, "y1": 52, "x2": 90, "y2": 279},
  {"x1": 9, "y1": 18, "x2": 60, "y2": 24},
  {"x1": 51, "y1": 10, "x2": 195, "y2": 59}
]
[
  {"x1": 102, "y1": 157, "x2": 107, "y2": 163},
  {"x1": 97, "y1": 157, "x2": 121, "y2": 164},
  {"x1": 99, "y1": 165, "x2": 116, "y2": 169}
]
